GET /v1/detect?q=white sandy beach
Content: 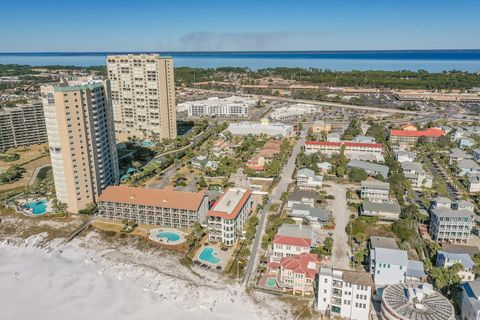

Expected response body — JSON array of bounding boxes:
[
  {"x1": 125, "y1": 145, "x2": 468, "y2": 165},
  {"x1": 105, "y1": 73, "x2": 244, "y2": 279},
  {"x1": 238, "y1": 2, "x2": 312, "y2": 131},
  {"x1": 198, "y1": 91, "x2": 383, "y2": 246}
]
[{"x1": 0, "y1": 232, "x2": 290, "y2": 320}]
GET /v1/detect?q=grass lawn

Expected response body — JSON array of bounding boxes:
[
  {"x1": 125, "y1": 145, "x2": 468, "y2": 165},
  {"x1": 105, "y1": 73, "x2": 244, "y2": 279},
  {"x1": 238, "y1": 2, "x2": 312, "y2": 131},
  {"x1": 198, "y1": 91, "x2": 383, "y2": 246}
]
[
  {"x1": 36, "y1": 166, "x2": 52, "y2": 181},
  {"x1": 0, "y1": 147, "x2": 50, "y2": 193},
  {"x1": 92, "y1": 219, "x2": 159, "y2": 238}
]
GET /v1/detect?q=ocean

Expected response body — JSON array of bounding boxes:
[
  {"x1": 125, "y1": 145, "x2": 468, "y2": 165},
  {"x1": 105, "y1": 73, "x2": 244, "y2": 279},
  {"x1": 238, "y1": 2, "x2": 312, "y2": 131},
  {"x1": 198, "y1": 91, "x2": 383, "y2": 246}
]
[{"x1": 1, "y1": 50, "x2": 480, "y2": 72}]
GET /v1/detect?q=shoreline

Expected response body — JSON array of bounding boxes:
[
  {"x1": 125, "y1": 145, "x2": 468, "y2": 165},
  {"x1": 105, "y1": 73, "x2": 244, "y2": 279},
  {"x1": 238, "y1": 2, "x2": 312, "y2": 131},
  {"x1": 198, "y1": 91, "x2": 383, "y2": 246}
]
[{"x1": 0, "y1": 229, "x2": 292, "y2": 320}]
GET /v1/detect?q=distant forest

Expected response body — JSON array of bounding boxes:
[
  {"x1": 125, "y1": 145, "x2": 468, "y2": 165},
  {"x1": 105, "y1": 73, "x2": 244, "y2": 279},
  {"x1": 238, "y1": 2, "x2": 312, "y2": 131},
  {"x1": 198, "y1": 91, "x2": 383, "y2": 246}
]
[
  {"x1": 175, "y1": 67, "x2": 480, "y2": 90},
  {"x1": 1, "y1": 64, "x2": 480, "y2": 90}
]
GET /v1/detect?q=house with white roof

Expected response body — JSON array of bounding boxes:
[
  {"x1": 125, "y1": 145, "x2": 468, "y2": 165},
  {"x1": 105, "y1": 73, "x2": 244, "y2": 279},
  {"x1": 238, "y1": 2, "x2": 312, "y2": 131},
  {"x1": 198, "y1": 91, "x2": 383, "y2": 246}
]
[
  {"x1": 395, "y1": 150, "x2": 416, "y2": 163},
  {"x1": 371, "y1": 247, "x2": 408, "y2": 286},
  {"x1": 296, "y1": 168, "x2": 323, "y2": 190},
  {"x1": 369, "y1": 236, "x2": 425, "y2": 286}
]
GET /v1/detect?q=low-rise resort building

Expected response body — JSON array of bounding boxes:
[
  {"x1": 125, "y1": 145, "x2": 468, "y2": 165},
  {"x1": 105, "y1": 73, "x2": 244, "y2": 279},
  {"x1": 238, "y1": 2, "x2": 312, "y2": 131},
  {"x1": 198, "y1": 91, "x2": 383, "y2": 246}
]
[{"x1": 97, "y1": 186, "x2": 208, "y2": 228}]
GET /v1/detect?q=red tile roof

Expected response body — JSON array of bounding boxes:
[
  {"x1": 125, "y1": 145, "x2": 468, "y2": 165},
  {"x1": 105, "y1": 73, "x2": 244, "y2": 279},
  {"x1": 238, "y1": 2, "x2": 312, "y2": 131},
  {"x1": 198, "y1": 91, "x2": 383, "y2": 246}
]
[
  {"x1": 390, "y1": 128, "x2": 445, "y2": 137},
  {"x1": 208, "y1": 188, "x2": 252, "y2": 220},
  {"x1": 273, "y1": 234, "x2": 312, "y2": 247},
  {"x1": 305, "y1": 141, "x2": 383, "y2": 149},
  {"x1": 269, "y1": 253, "x2": 319, "y2": 279}
]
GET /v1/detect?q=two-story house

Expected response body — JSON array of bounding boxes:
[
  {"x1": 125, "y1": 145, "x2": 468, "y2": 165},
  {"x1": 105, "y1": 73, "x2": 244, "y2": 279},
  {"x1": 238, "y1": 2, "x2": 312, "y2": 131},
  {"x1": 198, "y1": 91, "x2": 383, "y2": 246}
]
[
  {"x1": 296, "y1": 168, "x2": 323, "y2": 190},
  {"x1": 436, "y1": 250, "x2": 476, "y2": 282},
  {"x1": 360, "y1": 179, "x2": 390, "y2": 203}
]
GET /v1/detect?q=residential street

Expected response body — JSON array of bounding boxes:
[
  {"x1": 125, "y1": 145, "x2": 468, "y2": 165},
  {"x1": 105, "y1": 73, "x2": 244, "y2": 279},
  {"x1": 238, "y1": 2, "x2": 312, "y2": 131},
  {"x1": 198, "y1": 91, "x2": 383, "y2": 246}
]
[
  {"x1": 242, "y1": 128, "x2": 306, "y2": 286},
  {"x1": 324, "y1": 182, "x2": 352, "y2": 270}
]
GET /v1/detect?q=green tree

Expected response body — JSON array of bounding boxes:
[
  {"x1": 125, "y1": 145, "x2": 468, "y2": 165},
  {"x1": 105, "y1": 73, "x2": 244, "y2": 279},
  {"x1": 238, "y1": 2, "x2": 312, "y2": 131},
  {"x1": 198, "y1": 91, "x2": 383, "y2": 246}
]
[
  {"x1": 354, "y1": 251, "x2": 365, "y2": 265},
  {"x1": 197, "y1": 176, "x2": 207, "y2": 188},
  {"x1": 348, "y1": 167, "x2": 368, "y2": 182}
]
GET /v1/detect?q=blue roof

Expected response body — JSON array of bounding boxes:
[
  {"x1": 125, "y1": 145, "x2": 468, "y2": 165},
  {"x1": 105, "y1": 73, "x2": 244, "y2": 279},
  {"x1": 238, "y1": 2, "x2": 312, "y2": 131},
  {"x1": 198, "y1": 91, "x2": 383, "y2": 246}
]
[{"x1": 437, "y1": 250, "x2": 475, "y2": 269}]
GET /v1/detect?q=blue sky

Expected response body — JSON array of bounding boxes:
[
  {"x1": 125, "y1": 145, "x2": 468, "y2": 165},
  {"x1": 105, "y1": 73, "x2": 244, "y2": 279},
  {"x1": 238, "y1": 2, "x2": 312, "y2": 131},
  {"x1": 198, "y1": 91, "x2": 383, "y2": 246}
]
[{"x1": 0, "y1": 0, "x2": 479, "y2": 52}]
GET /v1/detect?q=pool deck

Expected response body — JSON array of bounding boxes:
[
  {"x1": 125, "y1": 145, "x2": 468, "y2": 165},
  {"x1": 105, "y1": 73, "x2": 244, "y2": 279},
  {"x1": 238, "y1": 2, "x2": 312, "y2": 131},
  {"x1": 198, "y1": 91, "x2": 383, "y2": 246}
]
[
  {"x1": 17, "y1": 198, "x2": 53, "y2": 216},
  {"x1": 193, "y1": 242, "x2": 234, "y2": 270},
  {"x1": 148, "y1": 228, "x2": 187, "y2": 245}
]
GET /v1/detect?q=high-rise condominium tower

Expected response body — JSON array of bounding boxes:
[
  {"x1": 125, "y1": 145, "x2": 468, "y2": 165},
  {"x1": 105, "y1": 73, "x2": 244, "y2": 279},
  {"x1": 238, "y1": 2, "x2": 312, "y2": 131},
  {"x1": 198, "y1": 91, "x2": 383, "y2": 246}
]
[
  {"x1": 106, "y1": 54, "x2": 177, "y2": 141},
  {"x1": 41, "y1": 79, "x2": 119, "y2": 213}
]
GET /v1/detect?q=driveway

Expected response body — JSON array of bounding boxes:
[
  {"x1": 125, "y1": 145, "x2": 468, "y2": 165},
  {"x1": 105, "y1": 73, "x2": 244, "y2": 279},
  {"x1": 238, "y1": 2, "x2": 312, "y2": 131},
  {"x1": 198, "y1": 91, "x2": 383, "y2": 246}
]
[{"x1": 324, "y1": 182, "x2": 352, "y2": 270}]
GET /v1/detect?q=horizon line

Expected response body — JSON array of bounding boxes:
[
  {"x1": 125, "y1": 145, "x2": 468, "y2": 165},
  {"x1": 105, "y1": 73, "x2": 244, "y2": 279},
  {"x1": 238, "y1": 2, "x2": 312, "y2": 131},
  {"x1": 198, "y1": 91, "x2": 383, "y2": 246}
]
[{"x1": 1, "y1": 49, "x2": 480, "y2": 54}]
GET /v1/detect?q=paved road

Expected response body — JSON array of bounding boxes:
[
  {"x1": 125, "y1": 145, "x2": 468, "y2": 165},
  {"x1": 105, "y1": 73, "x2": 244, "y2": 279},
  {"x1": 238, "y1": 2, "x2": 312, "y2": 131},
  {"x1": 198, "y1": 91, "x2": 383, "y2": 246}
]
[
  {"x1": 242, "y1": 129, "x2": 306, "y2": 286},
  {"x1": 146, "y1": 125, "x2": 216, "y2": 189},
  {"x1": 325, "y1": 182, "x2": 352, "y2": 270},
  {"x1": 147, "y1": 165, "x2": 178, "y2": 189},
  {"x1": 425, "y1": 154, "x2": 459, "y2": 199}
]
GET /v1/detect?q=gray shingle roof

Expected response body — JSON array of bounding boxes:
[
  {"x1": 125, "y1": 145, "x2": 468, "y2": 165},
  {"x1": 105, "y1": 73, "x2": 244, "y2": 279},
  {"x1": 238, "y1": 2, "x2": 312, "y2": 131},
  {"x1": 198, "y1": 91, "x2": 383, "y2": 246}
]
[
  {"x1": 441, "y1": 244, "x2": 480, "y2": 257},
  {"x1": 430, "y1": 207, "x2": 474, "y2": 218},
  {"x1": 401, "y1": 161, "x2": 425, "y2": 173},
  {"x1": 362, "y1": 201, "x2": 401, "y2": 214},
  {"x1": 458, "y1": 159, "x2": 480, "y2": 170},
  {"x1": 432, "y1": 197, "x2": 452, "y2": 204},
  {"x1": 287, "y1": 190, "x2": 318, "y2": 202},
  {"x1": 407, "y1": 260, "x2": 426, "y2": 278},
  {"x1": 277, "y1": 223, "x2": 313, "y2": 239},
  {"x1": 361, "y1": 179, "x2": 390, "y2": 190},
  {"x1": 370, "y1": 236, "x2": 399, "y2": 250},
  {"x1": 347, "y1": 160, "x2": 389, "y2": 178}
]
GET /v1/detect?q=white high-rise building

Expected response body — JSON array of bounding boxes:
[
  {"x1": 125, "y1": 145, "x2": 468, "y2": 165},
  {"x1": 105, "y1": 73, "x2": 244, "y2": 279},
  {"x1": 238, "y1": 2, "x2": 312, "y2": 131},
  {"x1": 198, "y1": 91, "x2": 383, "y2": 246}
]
[
  {"x1": 107, "y1": 54, "x2": 177, "y2": 141},
  {"x1": 41, "y1": 79, "x2": 119, "y2": 213}
]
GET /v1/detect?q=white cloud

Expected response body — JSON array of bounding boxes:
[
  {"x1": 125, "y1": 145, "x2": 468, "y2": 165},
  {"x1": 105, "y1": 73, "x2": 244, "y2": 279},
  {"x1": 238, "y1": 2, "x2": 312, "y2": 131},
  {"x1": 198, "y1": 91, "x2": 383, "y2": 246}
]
[{"x1": 160, "y1": 31, "x2": 327, "y2": 51}]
